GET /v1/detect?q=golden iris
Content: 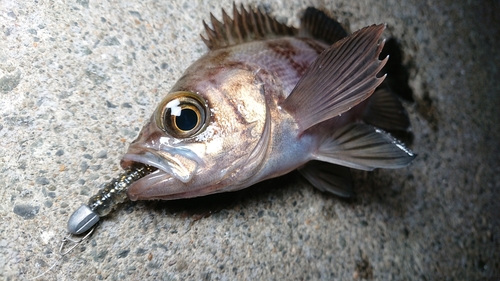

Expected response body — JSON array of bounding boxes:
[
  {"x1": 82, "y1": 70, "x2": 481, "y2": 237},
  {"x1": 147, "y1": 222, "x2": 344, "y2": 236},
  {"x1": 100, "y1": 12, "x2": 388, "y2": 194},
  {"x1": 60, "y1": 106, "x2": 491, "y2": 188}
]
[{"x1": 156, "y1": 92, "x2": 209, "y2": 138}]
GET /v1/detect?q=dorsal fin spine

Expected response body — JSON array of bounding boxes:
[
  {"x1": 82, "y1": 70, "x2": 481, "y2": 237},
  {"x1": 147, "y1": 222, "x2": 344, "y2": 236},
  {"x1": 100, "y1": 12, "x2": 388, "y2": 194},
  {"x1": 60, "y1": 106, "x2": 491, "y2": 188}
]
[
  {"x1": 210, "y1": 13, "x2": 224, "y2": 41},
  {"x1": 258, "y1": 8, "x2": 268, "y2": 37},
  {"x1": 238, "y1": 4, "x2": 248, "y2": 41},
  {"x1": 221, "y1": 8, "x2": 235, "y2": 45},
  {"x1": 248, "y1": 6, "x2": 261, "y2": 39},
  {"x1": 201, "y1": 3, "x2": 298, "y2": 50},
  {"x1": 201, "y1": 20, "x2": 216, "y2": 48}
]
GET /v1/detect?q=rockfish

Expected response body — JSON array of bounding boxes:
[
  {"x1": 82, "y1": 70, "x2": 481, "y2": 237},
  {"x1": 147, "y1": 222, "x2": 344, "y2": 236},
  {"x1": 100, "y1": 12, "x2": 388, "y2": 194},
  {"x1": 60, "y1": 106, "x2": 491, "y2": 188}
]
[{"x1": 66, "y1": 5, "x2": 415, "y2": 236}]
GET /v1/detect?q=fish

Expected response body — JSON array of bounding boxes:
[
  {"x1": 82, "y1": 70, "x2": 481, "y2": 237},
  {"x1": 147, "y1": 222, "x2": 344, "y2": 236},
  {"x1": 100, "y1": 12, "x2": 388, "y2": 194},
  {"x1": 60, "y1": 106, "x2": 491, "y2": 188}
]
[
  {"x1": 120, "y1": 5, "x2": 415, "y2": 200},
  {"x1": 65, "y1": 4, "x2": 416, "y2": 237}
]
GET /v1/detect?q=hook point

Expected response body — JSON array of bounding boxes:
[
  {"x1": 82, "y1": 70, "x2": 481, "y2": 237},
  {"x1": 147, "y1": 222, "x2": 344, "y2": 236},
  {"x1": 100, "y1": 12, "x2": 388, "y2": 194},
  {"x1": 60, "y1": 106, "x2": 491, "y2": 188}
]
[{"x1": 59, "y1": 225, "x2": 96, "y2": 256}]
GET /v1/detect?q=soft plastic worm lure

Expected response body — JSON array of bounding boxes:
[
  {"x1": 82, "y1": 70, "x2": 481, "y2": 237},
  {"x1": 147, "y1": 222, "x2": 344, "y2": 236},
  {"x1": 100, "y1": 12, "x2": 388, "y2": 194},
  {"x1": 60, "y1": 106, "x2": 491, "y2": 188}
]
[{"x1": 60, "y1": 164, "x2": 156, "y2": 254}]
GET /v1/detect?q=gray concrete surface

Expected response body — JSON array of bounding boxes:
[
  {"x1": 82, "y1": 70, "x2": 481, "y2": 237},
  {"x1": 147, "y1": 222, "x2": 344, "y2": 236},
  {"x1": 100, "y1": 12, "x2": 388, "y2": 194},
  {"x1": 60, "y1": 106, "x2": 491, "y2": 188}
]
[{"x1": 1, "y1": 0, "x2": 499, "y2": 280}]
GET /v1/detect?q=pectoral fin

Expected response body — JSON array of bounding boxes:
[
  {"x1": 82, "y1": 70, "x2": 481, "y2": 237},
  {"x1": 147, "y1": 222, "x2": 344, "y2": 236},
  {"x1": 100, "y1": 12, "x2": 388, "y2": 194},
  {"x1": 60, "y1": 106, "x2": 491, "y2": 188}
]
[
  {"x1": 299, "y1": 161, "x2": 353, "y2": 197},
  {"x1": 314, "y1": 123, "x2": 416, "y2": 171},
  {"x1": 282, "y1": 24, "x2": 387, "y2": 133}
]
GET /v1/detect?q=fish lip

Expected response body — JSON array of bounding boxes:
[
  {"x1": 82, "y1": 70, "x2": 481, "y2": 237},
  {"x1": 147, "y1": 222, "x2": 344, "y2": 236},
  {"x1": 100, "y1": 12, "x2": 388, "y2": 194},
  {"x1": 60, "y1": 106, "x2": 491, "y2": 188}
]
[
  {"x1": 120, "y1": 151, "x2": 163, "y2": 172},
  {"x1": 120, "y1": 150, "x2": 180, "y2": 180},
  {"x1": 120, "y1": 143, "x2": 206, "y2": 200},
  {"x1": 121, "y1": 140, "x2": 202, "y2": 180},
  {"x1": 120, "y1": 153, "x2": 207, "y2": 201}
]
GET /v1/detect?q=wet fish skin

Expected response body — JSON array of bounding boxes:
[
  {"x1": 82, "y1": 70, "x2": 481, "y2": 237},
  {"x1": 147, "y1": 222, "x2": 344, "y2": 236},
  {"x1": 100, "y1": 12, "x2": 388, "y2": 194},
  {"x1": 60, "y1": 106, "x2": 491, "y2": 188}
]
[{"x1": 120, "y1": 6, "x2": 415, "y2": 200}]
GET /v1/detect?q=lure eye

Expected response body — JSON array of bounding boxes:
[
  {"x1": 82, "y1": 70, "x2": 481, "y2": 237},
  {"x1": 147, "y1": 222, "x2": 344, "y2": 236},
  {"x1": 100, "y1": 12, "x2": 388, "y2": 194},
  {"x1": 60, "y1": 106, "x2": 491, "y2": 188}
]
[{"x1": 156, "y1": 92, "x2": 209, "y2": 138}]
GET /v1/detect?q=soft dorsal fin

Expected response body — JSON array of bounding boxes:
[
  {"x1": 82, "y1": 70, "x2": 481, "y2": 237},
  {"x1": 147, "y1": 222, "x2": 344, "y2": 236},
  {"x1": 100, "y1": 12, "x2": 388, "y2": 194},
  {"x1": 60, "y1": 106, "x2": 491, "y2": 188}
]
[
  {"x1": 362, "y1": 88, "x2": 411, "y2": 132},
  {"x1": 298, "y1": 7, "x2": 348, "y2": 45},
  {"x1": 201, "y1": 3, "x2": 298, "y2": 50}
]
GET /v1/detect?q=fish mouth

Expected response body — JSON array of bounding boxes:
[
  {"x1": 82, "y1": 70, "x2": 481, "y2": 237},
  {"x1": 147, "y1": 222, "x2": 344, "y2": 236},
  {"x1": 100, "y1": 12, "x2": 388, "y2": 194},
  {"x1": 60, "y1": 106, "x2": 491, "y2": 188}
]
[{"x1": 120, "y1": 146, "x2": 204, "y2": 200}]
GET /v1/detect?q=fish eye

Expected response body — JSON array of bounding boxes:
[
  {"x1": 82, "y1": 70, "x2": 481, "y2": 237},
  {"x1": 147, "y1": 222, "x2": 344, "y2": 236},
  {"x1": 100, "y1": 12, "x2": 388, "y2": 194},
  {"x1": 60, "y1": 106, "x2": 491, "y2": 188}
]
[{"x1": 156, "y1": 92, "x2": 209, "y2": 138}]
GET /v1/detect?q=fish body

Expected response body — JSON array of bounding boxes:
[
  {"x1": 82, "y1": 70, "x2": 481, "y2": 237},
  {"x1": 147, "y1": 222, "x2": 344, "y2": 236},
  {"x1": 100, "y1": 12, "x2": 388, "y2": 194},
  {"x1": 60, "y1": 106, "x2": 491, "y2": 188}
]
[{"x1": 120, "y1": 5, "x2": 415, "y2": 201}]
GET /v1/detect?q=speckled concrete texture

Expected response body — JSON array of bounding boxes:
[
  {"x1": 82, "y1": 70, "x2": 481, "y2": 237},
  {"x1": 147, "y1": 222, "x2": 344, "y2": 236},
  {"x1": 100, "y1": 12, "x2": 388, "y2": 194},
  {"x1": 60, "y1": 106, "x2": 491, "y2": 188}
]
[{"x1": 1, "y1": 0, "x2": 499, "y2": 280}]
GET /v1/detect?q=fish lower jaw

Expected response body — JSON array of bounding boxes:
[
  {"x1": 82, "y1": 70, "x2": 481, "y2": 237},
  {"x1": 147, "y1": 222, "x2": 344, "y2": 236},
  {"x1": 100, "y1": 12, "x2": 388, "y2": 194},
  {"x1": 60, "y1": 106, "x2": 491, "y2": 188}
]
[
  {"x1": 120, "y1": 166, "x2": 180, "y2": 201},
  {"x1": 119, "y1": 155, "x2": 172, "y2": 200}
]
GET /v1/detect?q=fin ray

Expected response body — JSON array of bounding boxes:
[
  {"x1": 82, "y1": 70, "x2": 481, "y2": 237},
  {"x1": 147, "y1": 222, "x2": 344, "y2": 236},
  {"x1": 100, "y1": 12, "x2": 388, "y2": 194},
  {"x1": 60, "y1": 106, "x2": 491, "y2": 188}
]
[
  {"x1": 299, "y1": 8, "x2": 348, "y2": 44},
  {"x1": 299, "y1": 161, "x2": 353, "y2": 197},
  {"x1": 314, "y1": 123, "x2": 416, "y2": 171},
  {"x1": 282, "y1": 24, "x2": 388, "y2": 132},
  {"x1": 379, "y1": 38, "x2": 414, "y2": 101},
  {"x1": 362, "y1": 88, "x2": 410, "y2": 131},
  {"x1": 201, "y1": 4, "x2": 298, "y2": 50}
]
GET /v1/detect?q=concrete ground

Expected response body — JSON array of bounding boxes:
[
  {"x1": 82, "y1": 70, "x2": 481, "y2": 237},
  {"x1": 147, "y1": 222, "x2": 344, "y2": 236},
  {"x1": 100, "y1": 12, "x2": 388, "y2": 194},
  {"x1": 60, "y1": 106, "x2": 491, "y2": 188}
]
[{"x1": 1, "y1": 0, "x2": 499, "y2": 280}]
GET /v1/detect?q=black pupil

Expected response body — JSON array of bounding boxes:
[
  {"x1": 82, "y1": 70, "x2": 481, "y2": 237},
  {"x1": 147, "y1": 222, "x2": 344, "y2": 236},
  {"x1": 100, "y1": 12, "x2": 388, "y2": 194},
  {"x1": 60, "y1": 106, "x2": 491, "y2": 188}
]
[{"x1": 175, "y1": 108, "x2": 198, "y2": 131}]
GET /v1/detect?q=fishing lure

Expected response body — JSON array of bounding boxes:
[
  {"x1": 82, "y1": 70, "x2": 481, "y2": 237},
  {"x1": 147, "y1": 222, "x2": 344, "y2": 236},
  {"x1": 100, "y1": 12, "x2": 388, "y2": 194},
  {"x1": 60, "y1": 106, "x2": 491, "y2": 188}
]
[{"x1": 62, "y1": 4, "x2": 415, "y2": 251}]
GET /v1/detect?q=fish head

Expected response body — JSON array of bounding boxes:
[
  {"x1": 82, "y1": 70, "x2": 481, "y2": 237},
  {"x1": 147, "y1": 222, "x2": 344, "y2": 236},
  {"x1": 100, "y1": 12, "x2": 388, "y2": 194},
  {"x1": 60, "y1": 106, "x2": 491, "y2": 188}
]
[{"x1": 121, "y1": 67, "x2": 271, "y2": 200}]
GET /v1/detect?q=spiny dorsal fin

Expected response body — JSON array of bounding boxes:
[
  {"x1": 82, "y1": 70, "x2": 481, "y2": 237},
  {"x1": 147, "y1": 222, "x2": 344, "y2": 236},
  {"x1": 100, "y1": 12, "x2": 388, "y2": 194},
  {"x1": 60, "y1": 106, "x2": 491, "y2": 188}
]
[
  {"x1": 201, "y1": 3, "x2": 298, "y2": 50},
  {"x1": 299, "y1": 7, "x2": 348, "y2": 45}
]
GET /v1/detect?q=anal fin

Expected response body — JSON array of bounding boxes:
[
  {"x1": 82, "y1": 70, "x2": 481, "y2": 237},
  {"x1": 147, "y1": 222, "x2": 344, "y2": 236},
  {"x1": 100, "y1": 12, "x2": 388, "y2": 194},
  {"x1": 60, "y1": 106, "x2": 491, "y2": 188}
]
[
  {"x1": 299, "y1": 161, "x2": 353, "y2": 197},
  {"x1": 314, "y1": 123, "x2": 416, "y2": 171}
]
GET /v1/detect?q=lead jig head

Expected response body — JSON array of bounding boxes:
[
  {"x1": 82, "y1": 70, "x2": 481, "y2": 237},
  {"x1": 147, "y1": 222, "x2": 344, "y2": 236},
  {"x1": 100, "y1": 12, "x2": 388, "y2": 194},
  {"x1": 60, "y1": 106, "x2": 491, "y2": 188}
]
[
  {"x1": 67, "y1": 205, "x2": 99, "y2": 235},
  {"x1": 61, "y1": 163, "x2": 156, "y2": 254}
]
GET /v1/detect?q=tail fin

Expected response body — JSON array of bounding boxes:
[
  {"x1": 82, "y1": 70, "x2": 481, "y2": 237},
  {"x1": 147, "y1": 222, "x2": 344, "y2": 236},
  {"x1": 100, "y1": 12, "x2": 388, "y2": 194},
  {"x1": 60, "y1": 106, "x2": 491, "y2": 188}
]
[{"x1": 314, "y1": 123, "x2": 416, "y2": 171}]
